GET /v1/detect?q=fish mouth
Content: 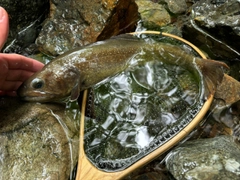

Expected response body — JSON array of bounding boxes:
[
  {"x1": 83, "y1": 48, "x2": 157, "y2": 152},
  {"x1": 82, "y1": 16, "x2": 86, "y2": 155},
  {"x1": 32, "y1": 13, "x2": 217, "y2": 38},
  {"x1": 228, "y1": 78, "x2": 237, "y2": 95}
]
[
  {"x1": 19, "y1": 95, "x2": 50, "y2": 102},
  {"x1": 18, "y1": 91, "x2": 61, "y2": 103},
  {"x1": 17, "y1": 83, "x2": 27, "y2": 96},
  {"x1": 19, "y1": 95, "x2": 69, "y2": 103},
  {"x1": 17, "y1": 88, "x2": 67, "y2": 103},
  {"x1": 17, "y1": 87, "x2": 55, "y2": 103}
]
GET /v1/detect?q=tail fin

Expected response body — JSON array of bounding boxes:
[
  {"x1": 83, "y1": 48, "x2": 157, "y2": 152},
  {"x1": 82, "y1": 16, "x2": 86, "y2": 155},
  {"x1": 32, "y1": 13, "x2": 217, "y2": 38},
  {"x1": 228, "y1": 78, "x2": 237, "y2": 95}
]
[{"x1": 197, "y1": 59, "x2": 229, "y2": 98}]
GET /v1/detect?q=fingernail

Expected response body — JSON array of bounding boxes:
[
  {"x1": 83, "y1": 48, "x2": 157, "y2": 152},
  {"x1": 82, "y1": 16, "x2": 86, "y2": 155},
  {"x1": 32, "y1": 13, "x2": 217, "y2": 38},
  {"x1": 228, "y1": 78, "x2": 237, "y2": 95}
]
[{"x1": 0, "y1": 7, "x2": 5, "y2": 22}]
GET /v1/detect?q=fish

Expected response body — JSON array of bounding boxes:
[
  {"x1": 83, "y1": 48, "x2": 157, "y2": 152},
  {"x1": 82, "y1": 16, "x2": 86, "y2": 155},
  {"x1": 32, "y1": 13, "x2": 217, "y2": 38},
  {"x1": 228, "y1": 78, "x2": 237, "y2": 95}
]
[{"x1": 17, "y1": 34, "x2": 228, "y2": 103}]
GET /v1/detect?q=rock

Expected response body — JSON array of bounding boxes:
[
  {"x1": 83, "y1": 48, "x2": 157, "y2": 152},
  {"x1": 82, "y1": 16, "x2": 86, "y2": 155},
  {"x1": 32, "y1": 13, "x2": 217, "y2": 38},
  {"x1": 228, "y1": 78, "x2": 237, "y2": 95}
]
[
  {"x1": 164, "y1": 0, "x2": 188, "y2": 14},
  {"x1": 3, "y1": 14, "x2": 46, "y2": 56},
  {"x1": 125, "y1": 171, "x2": 169, "y2": 180},
  {"x1": 136, "y1": 0, "x2": 171, "y2": 29},
  {"x1": 209, "y1": 100, "x2": 240, "y2": 140},
  {"x1": 123, "y1": 159, "x2": 171, "y2": 180},
  {"x1": 1, "y1": 0, "x2": 49, "y2": 54},
  {"x1": 0, "y1": 97, "x2": 80, "y2": 180},
  {"x1": 182, "y1": 0, "x2": 240, "y2": 61},
  {"x1": 214, "y1": 74, "x2": 240, "y2": 106},
  {"x1": 166, "y1": 136, "x2": 240, "y2": 180},
  {"x1": 36, "y1": 0, "x2": 139, "y2": 56}
]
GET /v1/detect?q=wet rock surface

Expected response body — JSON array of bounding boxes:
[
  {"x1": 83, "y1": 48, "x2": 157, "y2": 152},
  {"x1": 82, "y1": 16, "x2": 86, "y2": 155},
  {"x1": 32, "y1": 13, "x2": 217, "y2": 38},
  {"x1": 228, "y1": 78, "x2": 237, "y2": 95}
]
[
  {"x1": 164, "y1": 0, "x2": 188, "y2": 14},
  {"x1": 183, "y1": 0, "x2": 240, "y2": 61},
  {"x1": 0, "y1": 0, "x2": 49, "y2": 55},
  {"x1": 36, "y1": 0, "x2": 139, "y2": 56},
  {"x1": 214, "y1": 74, "x2": 240, "y2": 106},
  {"x1": 136, "y1": 0, "x2": 171, "y2": 28},
  {"x1": 165, "y1": 136, "x2": 240, "y2": 180},
  {"x1": 0, "y1": 97, "x2": 79, "y2": 180}
]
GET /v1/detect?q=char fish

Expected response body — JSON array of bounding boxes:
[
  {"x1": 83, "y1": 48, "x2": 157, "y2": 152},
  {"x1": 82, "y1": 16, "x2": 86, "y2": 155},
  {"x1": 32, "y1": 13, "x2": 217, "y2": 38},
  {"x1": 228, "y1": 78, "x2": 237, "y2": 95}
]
[{"x1": 17, "y1": 34, "x2": 228, "y2": 102}]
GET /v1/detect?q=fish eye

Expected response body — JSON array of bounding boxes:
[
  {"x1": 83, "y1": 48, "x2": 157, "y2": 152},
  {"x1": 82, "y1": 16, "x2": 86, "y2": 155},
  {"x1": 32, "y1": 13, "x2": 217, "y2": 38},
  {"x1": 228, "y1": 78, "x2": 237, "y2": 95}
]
[{"x1": 31, "y1": 78, "x2": 44, "y2": 89}]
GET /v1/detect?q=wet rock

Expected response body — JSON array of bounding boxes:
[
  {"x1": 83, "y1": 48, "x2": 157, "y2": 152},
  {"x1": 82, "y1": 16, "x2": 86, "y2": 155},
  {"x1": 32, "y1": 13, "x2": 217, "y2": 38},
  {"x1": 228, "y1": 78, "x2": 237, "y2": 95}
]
[
  {"x1": 166, "y1": 136, "x2": 240, "y2": 180},
  {"x1": 123, "y1": 159, "x2": 171, "y2": 180},
  {"x1": 3, "y1": 14, "x2": 46, "y2": 56},
  {"x1": 214, "y1": 74, "x2": 240, "y2": 106},
  {"x1": 125, "y1": 172, "x2": 170, "y2": 180},
  {"x1": 164, "y1": 0, "x2": 188, "y2": 14},
  {"x1": 136, "y1": 0, "x2": 171, "y2": 29},
  {"x1": 182, "y1": 0, "x2": 240, "y2": 61},
  {"x1": 0, "y1": 97, "x2": 80, "y2": 180},
  {"x1": 36, "y1": 0, "x2": 139, "y2": 56},
  {"x1": 210, "y1": 100, "x2": 240, "y2": 139},
  {"x1": 1, "y1": 0, "x2": 49, "y2": 54}
]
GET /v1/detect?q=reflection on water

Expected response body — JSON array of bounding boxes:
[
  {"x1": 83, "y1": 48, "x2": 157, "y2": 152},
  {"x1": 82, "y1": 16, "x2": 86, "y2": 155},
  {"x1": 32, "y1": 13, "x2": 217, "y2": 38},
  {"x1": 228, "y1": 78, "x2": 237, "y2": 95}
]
[{"x1": 84, "y1": 59, "x2": 204, "y2": 171}]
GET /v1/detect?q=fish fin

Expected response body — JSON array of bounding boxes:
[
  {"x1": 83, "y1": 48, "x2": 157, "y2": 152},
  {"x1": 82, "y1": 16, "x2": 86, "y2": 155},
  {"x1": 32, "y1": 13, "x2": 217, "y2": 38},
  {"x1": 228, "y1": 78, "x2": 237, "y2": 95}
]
[
  {"x1": 198, "y1": 59, "x2": 229, "y2": 98},
  {"x1": 70, "y1": 83, "x2": 81, "y2": 102}
]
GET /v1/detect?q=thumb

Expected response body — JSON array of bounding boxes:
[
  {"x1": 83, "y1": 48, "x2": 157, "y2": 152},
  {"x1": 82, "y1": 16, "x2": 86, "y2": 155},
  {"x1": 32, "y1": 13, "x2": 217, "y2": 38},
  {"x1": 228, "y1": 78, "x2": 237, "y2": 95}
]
[{"x1": 0, "y1": 7, "x2": 9, "y2": 51}]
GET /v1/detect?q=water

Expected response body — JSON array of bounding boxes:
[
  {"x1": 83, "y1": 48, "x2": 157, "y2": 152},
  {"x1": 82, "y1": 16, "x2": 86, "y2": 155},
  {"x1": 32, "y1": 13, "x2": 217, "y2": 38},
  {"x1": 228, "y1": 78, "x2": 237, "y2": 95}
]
[{"x1": 83, "y1": 58, "x2": 204, "y2": 171}]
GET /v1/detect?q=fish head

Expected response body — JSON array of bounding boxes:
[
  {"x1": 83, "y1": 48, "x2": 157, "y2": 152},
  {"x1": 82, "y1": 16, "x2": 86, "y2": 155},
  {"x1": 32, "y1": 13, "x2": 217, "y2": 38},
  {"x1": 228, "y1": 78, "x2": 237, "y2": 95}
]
[{"x1": 17, "y1": 64, "x2": 82, "y2": 103}]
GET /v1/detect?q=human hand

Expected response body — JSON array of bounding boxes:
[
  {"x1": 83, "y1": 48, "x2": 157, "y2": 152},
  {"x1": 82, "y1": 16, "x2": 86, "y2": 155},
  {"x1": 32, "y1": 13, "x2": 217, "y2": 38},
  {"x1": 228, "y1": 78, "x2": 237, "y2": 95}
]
[{"x1": 0, "y1": 7, "x2": 44, "y2": 96}]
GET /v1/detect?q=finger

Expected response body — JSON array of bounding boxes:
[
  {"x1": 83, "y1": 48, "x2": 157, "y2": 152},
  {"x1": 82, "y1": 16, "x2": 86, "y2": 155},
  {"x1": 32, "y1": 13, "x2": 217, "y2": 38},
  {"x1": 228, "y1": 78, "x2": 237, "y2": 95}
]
[
  {"x1": 0, "y1": 7, "x2": 9, "y2": 50},
  {"x1": 5, "y1": 69, "x2": 34, "y2": 81},
  {"x1": 0, "y1": 81, "x2": 22, "y2": 91},
  {"x1": 0, "y1": 90, "x2": 17, "y2": 96},
  {"x1": 0, "y1": 53, "x2": 44, "y2": 72},
  {"x1": 0, "y1": 58, "x2": 8, "y2": 86}
]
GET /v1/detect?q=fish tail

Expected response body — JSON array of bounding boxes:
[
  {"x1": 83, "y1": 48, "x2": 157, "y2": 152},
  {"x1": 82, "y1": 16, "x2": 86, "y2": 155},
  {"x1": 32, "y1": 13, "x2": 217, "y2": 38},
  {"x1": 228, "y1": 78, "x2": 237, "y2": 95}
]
[{"x1": 197, "y1": 59, "x2": 229, "y2": 98}]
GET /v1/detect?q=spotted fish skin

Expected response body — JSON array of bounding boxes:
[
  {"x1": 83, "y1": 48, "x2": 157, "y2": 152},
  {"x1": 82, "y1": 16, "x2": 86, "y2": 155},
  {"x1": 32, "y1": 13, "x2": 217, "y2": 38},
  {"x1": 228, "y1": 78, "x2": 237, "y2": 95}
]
[{"x1": 17, "y1": 34, "x2": 227, "y2": 102}]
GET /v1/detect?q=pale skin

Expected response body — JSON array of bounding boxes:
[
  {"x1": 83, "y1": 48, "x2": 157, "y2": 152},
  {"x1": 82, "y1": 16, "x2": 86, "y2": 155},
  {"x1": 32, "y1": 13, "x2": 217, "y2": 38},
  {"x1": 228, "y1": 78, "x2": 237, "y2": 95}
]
[{"x1": 0, "y1": 7, "x2": 44, "y2": 96}]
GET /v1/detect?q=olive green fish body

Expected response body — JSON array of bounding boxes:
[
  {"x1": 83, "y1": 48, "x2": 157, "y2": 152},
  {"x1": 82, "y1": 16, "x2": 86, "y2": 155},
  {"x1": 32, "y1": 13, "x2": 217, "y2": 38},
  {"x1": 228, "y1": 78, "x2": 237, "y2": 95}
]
[{"x1": 17, "y1": 35, "x2": 227, "y2": 102}]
